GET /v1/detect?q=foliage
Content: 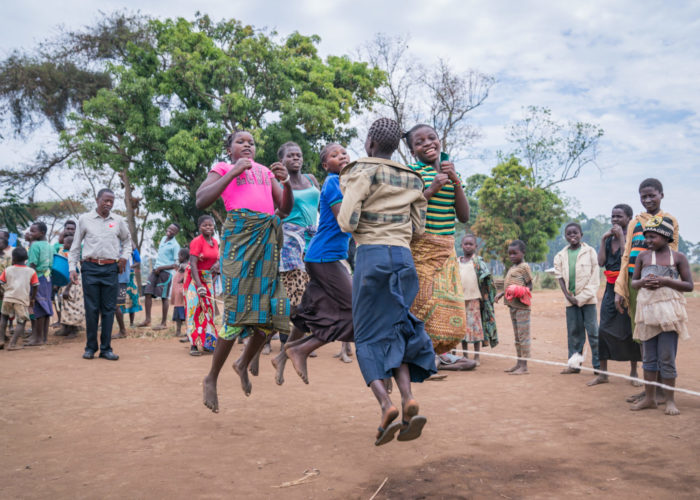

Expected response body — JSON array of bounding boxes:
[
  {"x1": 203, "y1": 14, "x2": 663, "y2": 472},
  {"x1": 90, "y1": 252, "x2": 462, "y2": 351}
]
[
  {"x1": 506, "y1": 105, "x2": 604, "y2": 188},
  {"x1": 0, "y1": 190, "x2": 33, "y2": 234},
  {"x1": 472, "y1": 157, "x2": 566, "y2": 264}
]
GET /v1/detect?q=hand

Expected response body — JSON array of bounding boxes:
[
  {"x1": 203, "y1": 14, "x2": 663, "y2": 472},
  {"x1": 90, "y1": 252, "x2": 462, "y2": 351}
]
[
  {"x1": 611, "y1": 224, "x2": 624, "y2": 240},
  {"x1": 440, "y1": 161, "x2": 460, "y2": 183},
  {"x1": 494, "y1": 292, "x2": 504, "y2": 303},
  {"x1": 431, "y1": 173, "x2": 450, "y2": 192},
  {"x1": 118, "y1": 258, "x2": 127, "y2": 274},
  {"x1": 233, "y1": 158, "x2": 253, "y2": 176},
  {"x1": 29, "y1": 299, "x2": 35, "y2": 308},
  {"x1": 270, "y1": 162, "x2": 289, "y2": 183},
  {"x1": 642, "y1": 274, "x2": 659, "y2": 289},
  {"x1": 567, "y1": 294, "x2": 579, "y2": 307},
  {"x1": 197, "y1": 286, "x2": 207, "y2": 297},
  {"x1": 210, "y1": 261, "x2": 220, "y2": 275},
  {"x1": 62, "y1": 291, "x2": 70, "y2": 300},
  {"x1": 614, "y1": 293, "x2": 625, "y2": 314},
  {"x1": 70, "y1": 271, "x2": 80, "y2": 285}
]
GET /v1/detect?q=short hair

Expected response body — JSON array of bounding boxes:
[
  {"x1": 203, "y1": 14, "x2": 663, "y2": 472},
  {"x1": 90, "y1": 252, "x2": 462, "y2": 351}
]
[
  {"x1": 12, "y1": 246, "x2": 28, "y2": 262},
  {"x1": 508, "y1": 239, "x2": 526, "y2": 254},
  {"x1": 0, "y1": 230, "x2": 9, "y2": 239},
  {"x1": 565, "y1": 222, "x2": 582, "y2": 233},
  {"x1": 613, "y1": 203, "x2": 633, "y2": 218},
  {"x1": 198, "y1": 214, "x2": 215, "y2": 227},
  {"x1": 171, "y1": 222, "x2": 181, "y2": 231},
  {"x1": 639, "y1": 178, "x2": 663, "y2": 194},
  {"x1": 404, "y1": 123, "x2": 436, "y2": 150},
  {"x1": 64, "y1": 220, "x2": 76, "y2": 228},
  {"x1": 97, "y1": 188, "x2": 114, "y2": 200},
  {"x1": 320, "y1": 143, "x2": 342, "y2": 166},
  {"x1": 367, "y1": 118, "x2": 402, "y2": 155},
  {"x1": 461, "y1": 232, "x2": 477, "y2": 243},
  {"x1": 224, "y1": 130, "x2": 252, "y2": 151},
  {"x1": 32, "y1": 221, "x2": 47, "y2": 235},
  {"x1": 178, "y1": 247, "x2": 190, "y2": 258},
  {"x1": 277, "y1": 141, "x2": 301, "y2": 161}
]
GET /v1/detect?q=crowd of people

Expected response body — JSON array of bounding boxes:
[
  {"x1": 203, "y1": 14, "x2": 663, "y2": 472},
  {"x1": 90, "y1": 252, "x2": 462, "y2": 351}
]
[{"x1": 0, "y1": 118, "x2": 694, "y2": 445}]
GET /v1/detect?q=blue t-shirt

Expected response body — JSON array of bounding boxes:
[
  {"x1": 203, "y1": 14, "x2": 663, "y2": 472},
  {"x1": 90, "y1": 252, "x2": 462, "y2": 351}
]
[
  {"x1": 154, "y1": 236, "x2": 180, "y2": 272},
  {"x1": 304, "y1": 173, "x2": 351, "y2": 263},
  {"x1": 118, "y1": 248, "x2": 140, "y2": 284}
]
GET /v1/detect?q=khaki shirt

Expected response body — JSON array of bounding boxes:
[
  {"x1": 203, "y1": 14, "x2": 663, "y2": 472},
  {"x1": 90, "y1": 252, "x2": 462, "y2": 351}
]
[
  {"x1": 553, "y1": 242, "x2": 599, "y2": 306},
  {"x1": 338, "y1": 157, "x2": 427, "y2": 248},
  {"x1": 69, "y1": 210, "x2": 131, "y2": 272}
]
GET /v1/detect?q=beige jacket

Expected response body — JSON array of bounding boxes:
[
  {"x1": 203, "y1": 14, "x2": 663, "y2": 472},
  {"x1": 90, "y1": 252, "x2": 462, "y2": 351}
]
[
  {"x1": 553, "y1": 242, "x2": 599, "y2": 306},
  {"x1": 338, "y1": 157, "x2": 427, "y2": 248}
]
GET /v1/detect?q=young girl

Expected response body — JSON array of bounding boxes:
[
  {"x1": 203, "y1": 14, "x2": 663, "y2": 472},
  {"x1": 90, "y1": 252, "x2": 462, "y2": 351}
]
[
  {"x1": 495, "y1": 240, "x2": 533, "y2": 375},
  {"x1": 196, "y1": 130, "x2": 293, "y2": 411},
  {"x1": 273, "y1": 143, "x2": 353, "y2": 385},
  {"x1": 339, "y1": 118, "x2": 436, "y2": 445},
  {"x1": 589, "y1": 204, "x2": 641, "y2": 386},
  {"x1": 630, "y1": 216, "x2": 692, "y2": 416},
  {"x1": 58, "y1": 235, "x2": 84, "y2": 338},
  {"x1": 120, "y1": 245, "x2": 143, "y2": 327},
  {"x1": 185, "y1": 216, "x2": 219, "y2": 356},
  {"x1": 458, "y1": 233, "x2": 498, "y2": 366},
  {"x1": 404, "y1": 124, "x2": 470, "y2": 356},
  {"x1": 171, "y1": 248, "x2": 189, "y2": 341}
]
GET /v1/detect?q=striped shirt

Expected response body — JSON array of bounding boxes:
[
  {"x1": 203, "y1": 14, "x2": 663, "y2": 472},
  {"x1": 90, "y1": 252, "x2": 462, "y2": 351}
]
[
  {"x1": 627, "y1": 220, "x2": 646, "y2": 274},
  {"x1": 409, "y1": 161, "x2": 465, "y2": 235}
]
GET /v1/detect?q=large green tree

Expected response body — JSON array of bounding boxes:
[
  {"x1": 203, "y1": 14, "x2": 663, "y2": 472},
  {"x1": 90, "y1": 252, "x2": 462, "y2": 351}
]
[{"x1": 472, "y1": 157, "x2": 566, "y2": 264}]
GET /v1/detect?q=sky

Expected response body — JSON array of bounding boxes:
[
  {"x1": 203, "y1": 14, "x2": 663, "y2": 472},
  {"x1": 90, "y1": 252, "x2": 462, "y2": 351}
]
[{"x1": 2, "y1": 0, "x2": 699, "y2": 241}]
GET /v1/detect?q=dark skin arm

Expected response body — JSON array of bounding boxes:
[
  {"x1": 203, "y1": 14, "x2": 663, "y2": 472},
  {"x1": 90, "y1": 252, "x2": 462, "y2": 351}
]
[
  {"x1": 631, "y1": 251, "x2": 694, "y2": 292},
  {"x1": 494, "y1": 279, "x2": 532, "y2": 303},
  {"x1": 30, "y1": 284, "x2": 38, "y2": 307},
  {"x1": 597, "y1": 234, "x2": 609, "y2": 267},
  {"x1": 423, "y1": 162, "x2": 470, "y2": 222},
  {"x1": 62, "y1": 281, "x2": 73, "y2": 300},
  {"x1": 558, "y1": 278, "x2": 578, "y2": 306},
  {"x1": 189, "y1": 255, "x2": 204, "y2": 293}
]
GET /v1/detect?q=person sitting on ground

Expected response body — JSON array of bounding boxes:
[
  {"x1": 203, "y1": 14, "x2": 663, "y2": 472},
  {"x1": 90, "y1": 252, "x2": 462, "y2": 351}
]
[
  {"x1": 138, "y1": 223, "x2": 181, "y2": 330},
  {"x1": 0, "y1": 247, "x2": 39, "y2": 350},
  {"x1": 495, "y1": 240, "x2": 533, "y2": 375},
  {"x1": 553, "y1": 222, "x2": 600, "y2": 376}
]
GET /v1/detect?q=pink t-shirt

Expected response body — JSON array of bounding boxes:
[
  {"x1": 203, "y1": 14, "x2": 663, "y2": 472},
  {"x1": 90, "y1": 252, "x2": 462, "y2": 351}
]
[{"x1": 211, "y1": 161, "x2": 276, "y2": 215}]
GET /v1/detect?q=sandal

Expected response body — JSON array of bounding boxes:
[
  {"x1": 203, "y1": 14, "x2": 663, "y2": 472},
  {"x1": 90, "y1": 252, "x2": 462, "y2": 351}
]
[
  {"x1": 190, "y1": 346, "x2": 202, "y2": 356},
  {"x1": 396, "y1": 416, "x2": 427, "y2": 442},
  {"x1": 374, "y1": 421, "x2": 402, "y2": 446}
]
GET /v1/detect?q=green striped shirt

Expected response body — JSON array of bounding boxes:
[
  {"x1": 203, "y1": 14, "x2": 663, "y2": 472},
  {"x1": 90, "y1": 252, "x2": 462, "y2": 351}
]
[{"x1": 409, "y1": 161, "x2": 465, "y2": 235}]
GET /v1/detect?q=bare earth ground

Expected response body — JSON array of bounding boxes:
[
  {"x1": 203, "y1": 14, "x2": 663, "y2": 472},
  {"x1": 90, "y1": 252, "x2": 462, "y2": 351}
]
[{"x1": 1, "y1": 289, "x2": 699, "y2": 500}]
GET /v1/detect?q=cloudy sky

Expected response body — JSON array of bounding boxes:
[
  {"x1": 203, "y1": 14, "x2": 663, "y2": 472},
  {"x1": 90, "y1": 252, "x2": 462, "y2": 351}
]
[{"x1": 2, "y1": 0, "x2": 699, "y2": 241}]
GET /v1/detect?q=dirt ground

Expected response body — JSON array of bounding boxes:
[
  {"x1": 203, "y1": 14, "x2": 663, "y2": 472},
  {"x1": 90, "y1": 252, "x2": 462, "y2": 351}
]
[{"x1": 1, "y1": 289, "x2": 699, "y2": 499}]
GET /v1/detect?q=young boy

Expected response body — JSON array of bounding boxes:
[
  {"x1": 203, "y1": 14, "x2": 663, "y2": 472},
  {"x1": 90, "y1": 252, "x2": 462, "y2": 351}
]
[
  {"x1": 26, "y1": 221, "x2": 53, "y2": 346},
  {"x1": 338, "y1": 117, "x2": 436, "y2": 445},
  {"x1": 495, "y1": 240, "x2": 533, "y2": 375},
  {"x1": 171, "y1": 248, "x2": 189, "y2": 338},
  {"x1": 553, "y1": 222, "x2": 600, "y2": 375},
  {"x1": 0, "y1": 247, "x2": 39, "y2": 350}
]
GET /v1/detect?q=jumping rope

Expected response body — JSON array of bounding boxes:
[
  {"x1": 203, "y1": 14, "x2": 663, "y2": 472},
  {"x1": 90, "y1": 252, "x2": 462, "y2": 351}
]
[{"x1": 450, "y1": 348, "x2": 700, "y2": 398}]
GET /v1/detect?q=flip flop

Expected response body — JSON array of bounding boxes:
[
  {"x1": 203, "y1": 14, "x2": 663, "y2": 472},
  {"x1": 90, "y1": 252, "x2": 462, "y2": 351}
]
[
  {"x1": 397, "y1": 415, "x2": 427, "y2": 442},
  {"x1": 374, "y1": 421, "x2": 402, "y2": 446}
]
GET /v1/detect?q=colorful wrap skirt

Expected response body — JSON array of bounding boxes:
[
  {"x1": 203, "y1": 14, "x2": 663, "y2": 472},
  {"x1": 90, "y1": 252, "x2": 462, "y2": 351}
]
[
  {"x1": 409, "y1": 234, "x2": 466, "y2": 353},
  {"x1": 120, "y1": 270, "x2": 143, "y2": 314},
  {"x1": 185, "y1": 268, "x2": 218, "y2": 351},
  {"x1": 219, "y1": 209, "x2": 290, "y2": 340}
]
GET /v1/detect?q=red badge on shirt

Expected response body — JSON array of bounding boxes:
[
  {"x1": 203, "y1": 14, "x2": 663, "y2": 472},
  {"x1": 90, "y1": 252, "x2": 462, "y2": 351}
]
[{"x1": 108, "y1": 223, "x2": 115, "y2": 228}]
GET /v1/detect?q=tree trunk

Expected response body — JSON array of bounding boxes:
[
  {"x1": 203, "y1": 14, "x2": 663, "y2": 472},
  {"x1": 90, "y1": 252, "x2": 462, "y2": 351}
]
[{"x1": 120, "y1": 167, "x2": 142, "y2": 291}]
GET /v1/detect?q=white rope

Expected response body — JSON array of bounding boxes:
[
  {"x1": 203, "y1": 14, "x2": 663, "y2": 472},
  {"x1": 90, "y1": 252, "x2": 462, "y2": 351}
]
[{"x1": 451, "y1": 348, "x2": 700, "y2": 398}]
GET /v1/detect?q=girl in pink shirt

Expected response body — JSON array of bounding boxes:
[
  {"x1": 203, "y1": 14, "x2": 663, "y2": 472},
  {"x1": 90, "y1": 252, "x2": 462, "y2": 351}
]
[{"x1": 196, "y1": 130, "x2": 293, "y2": 412}]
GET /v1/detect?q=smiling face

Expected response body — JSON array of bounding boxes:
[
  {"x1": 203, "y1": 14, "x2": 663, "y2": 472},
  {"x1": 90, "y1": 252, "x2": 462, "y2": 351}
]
[
  {"x1": 409, "y1": 126, "x2": 441, "y2": 165},
  {"x1": 639, "y1": 186, "x2": 663, "y2": 215},
  {"x1": 228, "y1": 132, "x2": 256, "y2": 161},
  {"x1": 610, "y1": 208, "x2": 631, "y2": 229},
  {"x1": 508, "y1": 245, "x2": 524, "y2": 265},
  {"x1": 165, "y1": 224, "x2": 180, "y2": 240},
  {"x1": 461, "y1": 236, "x2": 477, "y2": 257},
  {"x1": 644, "y1": 231, "x2": 670, "y2": 252},
  {"x1": 281, "y1": 145, "x2": 303, "y2": 174},
  {"x1": 565, "y1": 225, "x2": 582, "y2": 247},
  {"x1": 323, "y1": 145, "x2": 349, "y2": 174},
  {"x1": 199, "y1": 218, "x2": 215, "y2": 237}
]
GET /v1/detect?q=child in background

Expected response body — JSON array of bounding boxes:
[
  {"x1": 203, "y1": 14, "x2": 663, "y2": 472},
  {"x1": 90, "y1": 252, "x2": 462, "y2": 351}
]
[
  {"x1": 553, "y1": 222, "x2": 600, "y2": 376},
  {"x1": 458, "y1": 233, "x2": 498, "y2": 366},
  {"x1": 0, "y1": 234, "x2": 12, "y2": 317},
  {"x1": 630, "y1": 216, "x2": 693, "y2": 415},
  {"x1": 58, "y1": 235, "x2": 84, "y2": 338},
  {"x1": 171, "y1": 248, "x2": 189, "y2": 339},
  {"x1": 338, "y1": 118, "x2": 435, "y2": 445},
  {"x1": 0, "y1": 247, "x2": 39, "y2": 350},
  {"x1": 495, "y1": 240, "x2": 533, "y2": 375},
  {"x1": 26, "y1": 221, "x2": 53, "y2": 346},
  {"x1": 120, "y1": 245, "x2": 143, "y2": 327}
]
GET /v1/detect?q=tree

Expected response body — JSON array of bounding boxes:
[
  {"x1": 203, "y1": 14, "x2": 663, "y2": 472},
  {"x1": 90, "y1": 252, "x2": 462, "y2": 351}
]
[
  {"x1": 472, "y1": 157, "x2": 566, "y2": 264},
  {"x1": 360, "y1": 34, "x2": 494, "y2": 163},
  {"x1": 0, "y1": 190, "x2": 32, "y2": 234},
  {"x1": 506, "y1": 105, "x2": 604, "y2": 188}
]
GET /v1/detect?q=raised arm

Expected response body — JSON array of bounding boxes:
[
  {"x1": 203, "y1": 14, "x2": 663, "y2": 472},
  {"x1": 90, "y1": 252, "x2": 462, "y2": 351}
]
[
  {"x1": 196, "y1": 159, "x2": 251, "y2": 210},
  {"x1": 269, "y1": 162, "x2": 294, "y2": 219}
]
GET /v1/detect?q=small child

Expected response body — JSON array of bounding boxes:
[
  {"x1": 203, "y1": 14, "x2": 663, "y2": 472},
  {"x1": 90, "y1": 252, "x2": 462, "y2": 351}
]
[
  {"x1": 171, "y1": 248, "x2": 189, "y2": 338},
  {"x1": 458, "y1": 233, "x2": 498, "y2": 366},
  {"x1": 0, "y1": 247, "x2": 39, "y2": 350},
  {"x1": 26, "y1": 221, "x2": 53, "y2": 346},
  {"x1": 553, "y1": 222, "x2": 600, "y2": 375},
  {"x1": 630, "y1": 216, "x2": 693, "y2": 415},
  {"x1": 338, "y1": 118, "x2": 436, "y2": 445},
  {"x1": 57, "y1": 235, "x2": 84, "y2": 338},
  {"x1": 495, "y1": 240, "x2": 533, "y2": 375}
]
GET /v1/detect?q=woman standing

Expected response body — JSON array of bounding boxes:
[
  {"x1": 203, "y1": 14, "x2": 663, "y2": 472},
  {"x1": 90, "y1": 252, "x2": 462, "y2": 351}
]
[
  {"x1": 185, "y1": 215, "x2": 220, "y2": 356},
  {"x1": 196, "y1": 130, "x2": 293, "y2": 412}
]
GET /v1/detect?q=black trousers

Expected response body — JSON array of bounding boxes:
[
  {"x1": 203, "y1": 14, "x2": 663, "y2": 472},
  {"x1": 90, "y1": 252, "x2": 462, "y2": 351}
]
[{"x1": 81, "y1": 261, "x2": 118, "y2": 353}]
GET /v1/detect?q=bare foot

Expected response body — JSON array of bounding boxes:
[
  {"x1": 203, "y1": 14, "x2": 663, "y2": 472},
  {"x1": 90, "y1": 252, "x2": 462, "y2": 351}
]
[
  {"x1": 262, "y1": 343, "x2": 271, "y2": 355},
  {"x1": 7, "y1": 344, "x2": 23, "y2": 351},
  {"x1": 504, "y1": 364, "x2": 519, "y2": 373},
  {"x1": 23, "y1": 338, "x2": 45, "y2": 347},
  {"x1": 560, "y1": 367, "x2": 581, "y2": 374},
  {"x1": 664, "y1": 401, "x2": 680, "y2": 416},
  {"x1": 655, "y1": 393, "x2": 666, "y2": 405},
  {"x1": 202, "y1": 376, "x2": 219, "y2": 412},
  {"x1": 340, "y1": 350, "x2": 352, "y2": 363},
  {"x1": 626, "y1": 390, "x2": 645, "y2": 403},
  {"x1": 587, "y1": 375, "x2": 609, "y2": 386},
  {"x1": 249, "y1": 350, "x2": 260, "y2": 376},
  {"x1": 136, "y1": 321, "x2": 151, "y2": 328},
  {"x1": 112, "y1": 332, "x2": 127, "y2": 339},
  {"x1": 402, "y1": 398, "x2": 419, "y2": 425},
  {"x1": 232, "y1": 358, "x2": 253, "y2": 396},
  {"x1": 630, "y1": 397, "x2": 657, "y2": 411},
  {"x1": 152, "y1": 324, "x2": 167, "y2": 331},
  {"x1": 286, "y1": 344, "x2": 309, "y2": 384},
  {"x1": 630, "y1": 378, "x2": 643, "y2": 387},
  {"x1": 509, "y1": 366, "x2": 529, "y2": 375},
  {"x1": 271, "y1": 351, "x2": 287, "y2": 386}
]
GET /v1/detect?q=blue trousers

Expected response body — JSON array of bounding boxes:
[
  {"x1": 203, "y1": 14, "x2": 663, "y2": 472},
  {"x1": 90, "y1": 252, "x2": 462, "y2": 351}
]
[
  {"x1": 81, "y1": 261, "x2": 118, "y2": 353},
  {"x1": 642, "y1": 331, "x2": 678, "y2": 379},
  {"x1": 566, "y1": 304, "x2": 600, "y2": 369}
]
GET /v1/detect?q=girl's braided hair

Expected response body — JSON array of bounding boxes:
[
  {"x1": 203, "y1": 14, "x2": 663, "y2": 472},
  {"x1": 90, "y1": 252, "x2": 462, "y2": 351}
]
[{"x1": 367, "y1": 118, "x2": 402, "y2": 155}]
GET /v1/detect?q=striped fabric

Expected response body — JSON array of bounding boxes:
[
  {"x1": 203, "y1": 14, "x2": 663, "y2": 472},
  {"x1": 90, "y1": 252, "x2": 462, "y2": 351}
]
[
  {"x1": 408, "y1": 161, "x2": 465, "y2": 235},
  {"x1": 627, "y1": 221, "x2": 646, "y2": 274}
]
